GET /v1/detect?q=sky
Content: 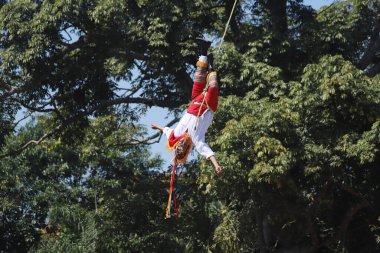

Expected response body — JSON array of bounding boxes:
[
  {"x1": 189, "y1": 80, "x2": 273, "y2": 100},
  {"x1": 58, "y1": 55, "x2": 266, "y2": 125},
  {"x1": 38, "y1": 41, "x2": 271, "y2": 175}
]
[
  {"x1": 304, "y1": 0, "x2": 335, "y2": 9},
  {"x1": 142, "y1": 0, "x2": 336, "y2": 169}
]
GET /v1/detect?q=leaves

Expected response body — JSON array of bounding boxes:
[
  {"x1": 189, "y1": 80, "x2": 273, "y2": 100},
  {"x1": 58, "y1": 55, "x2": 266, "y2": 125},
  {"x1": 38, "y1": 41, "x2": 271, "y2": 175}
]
[{"x1": 1, "y1": 0, "x2": 380, "y2": 252}]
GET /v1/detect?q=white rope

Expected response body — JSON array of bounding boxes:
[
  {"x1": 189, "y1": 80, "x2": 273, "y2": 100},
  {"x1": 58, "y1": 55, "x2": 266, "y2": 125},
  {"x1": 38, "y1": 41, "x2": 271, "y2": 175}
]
[{"x1": 217, "y1": 0, "x2": 239, "y2": 54}]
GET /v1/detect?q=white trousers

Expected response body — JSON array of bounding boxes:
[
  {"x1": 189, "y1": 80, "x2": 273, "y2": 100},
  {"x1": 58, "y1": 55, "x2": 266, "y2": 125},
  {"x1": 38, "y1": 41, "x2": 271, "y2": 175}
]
[{"x1": 163, "y1": 111, "x2": 215, "y2": 159}]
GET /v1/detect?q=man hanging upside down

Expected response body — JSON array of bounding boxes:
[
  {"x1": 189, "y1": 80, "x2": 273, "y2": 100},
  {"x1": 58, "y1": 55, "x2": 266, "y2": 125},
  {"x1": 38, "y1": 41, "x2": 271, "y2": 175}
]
[{"x1": 151, "y1": 39, "x2": 223, "y2": 174}]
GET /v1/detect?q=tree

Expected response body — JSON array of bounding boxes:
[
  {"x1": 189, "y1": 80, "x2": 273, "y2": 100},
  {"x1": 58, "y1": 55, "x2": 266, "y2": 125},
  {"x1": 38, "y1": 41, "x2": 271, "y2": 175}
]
[
  {"x1": 203, "y1": 54, "x2": 380, "y2": 252},
  {"x1": 0, "y1": 115, "x2": 214, "y2": 253},
  {"x1": 1, "y1": 0, "x2": 380, "y2": 252}
]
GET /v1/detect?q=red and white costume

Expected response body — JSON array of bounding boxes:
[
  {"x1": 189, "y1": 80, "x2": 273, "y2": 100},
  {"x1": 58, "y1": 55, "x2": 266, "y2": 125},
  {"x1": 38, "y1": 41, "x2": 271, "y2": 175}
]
[{"x1": 163, "y1": 56, "x2": 219, "y2": 159}]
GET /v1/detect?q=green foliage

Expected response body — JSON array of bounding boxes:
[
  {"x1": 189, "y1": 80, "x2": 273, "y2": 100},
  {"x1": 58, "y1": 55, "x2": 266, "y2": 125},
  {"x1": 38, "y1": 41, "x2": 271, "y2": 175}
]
[
  {"x1": 1, "y1": 0, "x2": 380, "y2": 252},
  {"x1": 202, "y1": 53, "x2": 380, "y2": 251},
  {"x1": 32, "y1": 205, "x2": 98, "y2": 253}
]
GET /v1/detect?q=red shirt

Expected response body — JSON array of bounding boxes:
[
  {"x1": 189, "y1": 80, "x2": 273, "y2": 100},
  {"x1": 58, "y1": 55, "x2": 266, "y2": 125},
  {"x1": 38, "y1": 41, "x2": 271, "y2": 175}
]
[{"x1": 187, "y1": 81, "x2": 219, "y2": 116}]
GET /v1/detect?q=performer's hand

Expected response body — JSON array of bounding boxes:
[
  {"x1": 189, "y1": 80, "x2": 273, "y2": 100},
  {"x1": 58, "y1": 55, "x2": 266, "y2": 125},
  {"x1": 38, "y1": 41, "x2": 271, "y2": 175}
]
[
  {"x1": 215, "y1": 166, "x2": 223, "y2": 174},
  {"x1": 209, "y1": 156, "x2": 223, "y2": 174},
  {"x1": 151, "y1": 124, "x2": 163, "y2": 131}
]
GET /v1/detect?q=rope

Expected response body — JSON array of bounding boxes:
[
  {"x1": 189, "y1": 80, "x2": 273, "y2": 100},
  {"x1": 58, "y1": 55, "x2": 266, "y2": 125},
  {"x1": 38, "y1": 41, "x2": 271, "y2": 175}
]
[
  {"x1": 217, "y1": 0, "x2": 239, "y2": 54},
  {"x1": 165, "y1": 163, "x2": 177, "y2": 218},
  {"x1": 194, "y1": 0, "x2": 239, "y2": 131}
]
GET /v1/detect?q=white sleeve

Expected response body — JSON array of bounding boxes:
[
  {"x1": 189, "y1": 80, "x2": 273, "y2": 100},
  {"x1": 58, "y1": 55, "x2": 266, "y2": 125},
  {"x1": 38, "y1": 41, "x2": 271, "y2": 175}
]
[
  {"x1": 193, "y1": 138, "x2": 215, "y2": 159},
  {"x1": 163, "y1": 127, "x2": 173, "y2": 139}
]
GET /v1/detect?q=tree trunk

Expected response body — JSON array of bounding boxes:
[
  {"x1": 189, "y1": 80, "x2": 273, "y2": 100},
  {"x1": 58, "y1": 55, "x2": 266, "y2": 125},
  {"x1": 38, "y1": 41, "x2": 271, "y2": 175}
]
[
  {"x1": 255, "y1": 209, "x2": 269, "y2": 253},
  {"x1": 358, "y1": 18, "x2": 380, "y2": 71},
  {"x1": 264, "y1": 0, "x2": 288, "y2": 35}
]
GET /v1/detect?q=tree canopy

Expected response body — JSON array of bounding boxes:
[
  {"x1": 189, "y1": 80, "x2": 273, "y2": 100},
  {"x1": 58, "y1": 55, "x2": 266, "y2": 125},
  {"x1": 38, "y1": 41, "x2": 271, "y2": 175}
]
[{"x1": 1, "y1": 0, "x2": 380, "y2": 252}]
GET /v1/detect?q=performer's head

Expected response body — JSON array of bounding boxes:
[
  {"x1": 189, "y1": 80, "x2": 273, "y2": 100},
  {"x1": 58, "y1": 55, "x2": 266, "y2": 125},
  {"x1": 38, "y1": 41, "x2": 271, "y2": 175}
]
[{"x1": 175, "y1": 134, "x2": 192, "y2": 164}]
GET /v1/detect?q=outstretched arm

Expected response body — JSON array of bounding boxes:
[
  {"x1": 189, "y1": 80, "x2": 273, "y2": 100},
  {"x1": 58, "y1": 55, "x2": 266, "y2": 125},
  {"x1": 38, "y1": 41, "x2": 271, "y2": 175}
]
[
  {"x1": 193, "y1": 137, "x2": 223, "y2": 174},
  {"x1": 209, "y1": 155, "x2": 223, "y2": 174},
  {"x1": 151, "y1": 124, "x2": 164, "y2": 132}
]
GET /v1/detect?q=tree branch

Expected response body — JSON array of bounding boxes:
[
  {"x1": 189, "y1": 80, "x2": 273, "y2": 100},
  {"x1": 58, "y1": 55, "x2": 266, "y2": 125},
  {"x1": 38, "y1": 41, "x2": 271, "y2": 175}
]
[
  {"x1": 0, "y1": 123, "x2": 62, "y2": 159},
  {"x1": 11, "y1": 98, "x2": 56, "y2": 113},
  {"x1": 0, "y1": 96, "x2": 184, "y2": 158},
  {"x1": 0, "y1": 81, "x2": 13, "y2": 91},
  {"x1": 116, "y1": 50, "x2": 148, "y2": 61},
  {"x1": 274, "y1": 220, "x2": 296, "y2": 248},
  {"x1": 0, "y1": 86, "x2": 25, "y2": 102},
  {"x1": 94, "y1": 96, "x2": 184, "y2": 109},
  {"x1": 11, "y1": 112, "x2": 34, "y2": 131},
  {"x1": 315, "y1": 0, "x2": 337, "y2": 17},
  {"x1": 338, "y1": 185, "x2": 370, "y2": 243}
]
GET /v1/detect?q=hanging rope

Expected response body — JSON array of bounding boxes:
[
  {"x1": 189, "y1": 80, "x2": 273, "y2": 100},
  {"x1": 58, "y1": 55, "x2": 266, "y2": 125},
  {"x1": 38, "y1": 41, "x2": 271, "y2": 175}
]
[
  {"x1": 217, "y1": 0, "x2": 239, "y2": 54},
  {"x1": 165, "y1": 163, "x2": 183, "y2": 218},
  {"x1": 165, "y1": 163, "x2": 178, "y2": 218},
  {"x1": 194, "y1": 0, "x2": 239, "y2": 131}
]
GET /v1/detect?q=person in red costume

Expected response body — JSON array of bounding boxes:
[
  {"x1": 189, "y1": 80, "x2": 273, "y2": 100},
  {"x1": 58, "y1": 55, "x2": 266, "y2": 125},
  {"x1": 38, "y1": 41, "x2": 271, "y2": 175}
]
[{"x1": 151, "y1": 39, "x2": 222, "y2": 174}]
